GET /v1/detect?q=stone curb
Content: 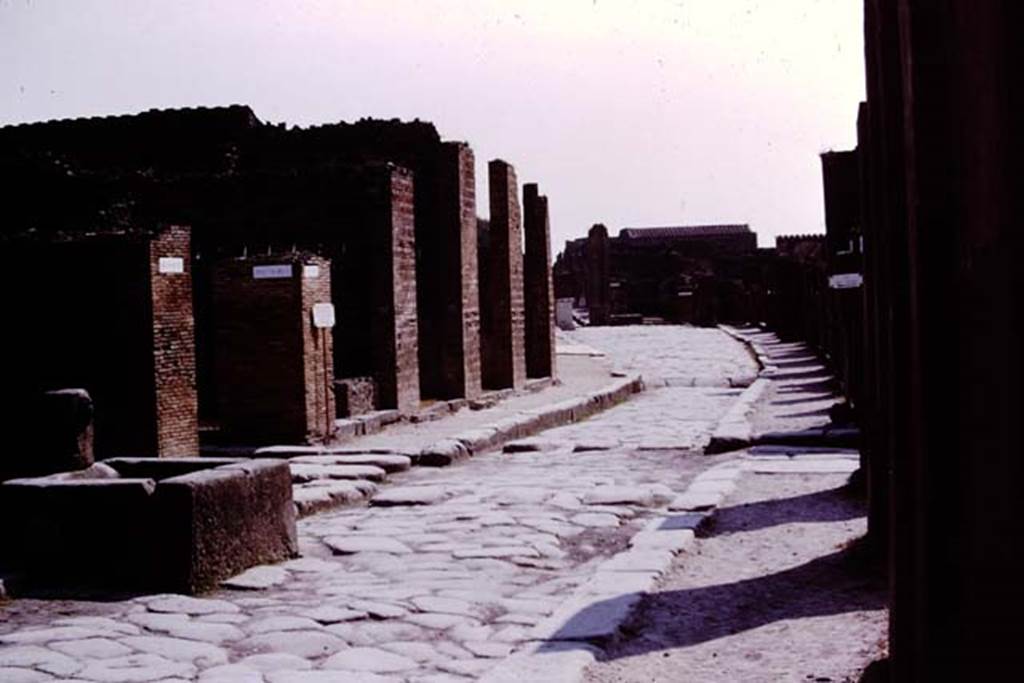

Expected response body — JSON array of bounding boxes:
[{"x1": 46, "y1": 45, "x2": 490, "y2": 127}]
[
  {"x1": 480, "y1": 460, "x2": 742, "y2": 683},
  {"x1": 421, "y1": 374, "x2": 645, "y2": 465},
  {"x1": 705, "y1": 325, "x2": 775, "y2": 454},
  {"x1": 704, "y1": 377, "x2": 769, "y2": 454}
]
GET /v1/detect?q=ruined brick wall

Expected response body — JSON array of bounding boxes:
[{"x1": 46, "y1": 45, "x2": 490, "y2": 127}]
[
  {"x1": 148, "y1": 225, "x2": 199, "y2": 456},
  {"x1": 212, "y1": 254, "x2": 333, "y2": 444},
  {"x1": 523, "y1": 183, "x2": 556, "y2": 379},
  {"x1": 482, "y1": 160, "x2": 527, "y2": 389}
]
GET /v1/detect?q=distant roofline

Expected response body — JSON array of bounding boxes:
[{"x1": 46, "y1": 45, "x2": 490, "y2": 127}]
[{"x1": 618, "y1": 224, "x2": 753, "y2": 239}]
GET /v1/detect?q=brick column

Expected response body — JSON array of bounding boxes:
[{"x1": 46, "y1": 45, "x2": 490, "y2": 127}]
[
  {"x1": 433, "y1": 142, "x2": 482, "y2": 399},
  {"x1": 212, "y1": 254, "x2": 334, "y2": 444},
  {"x1": 482, "y1": 159, "x2": 527, "y2": 390},
  {"x1": 333, "y1": 165, "x2": 420, "y2": 414},
  {"x1": 523, "y1": 183, "x2": 556, "y2": 379},
  {"x1": 148, "y1": 225, "x2": 199, "y2": 456},
  {"x1": 586, "y1": 224, "x2": 611, "y2": 325}
]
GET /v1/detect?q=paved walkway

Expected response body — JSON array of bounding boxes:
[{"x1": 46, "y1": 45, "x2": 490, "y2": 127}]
[
  {"x1": 0, "y1": 326, "x2": 757, "y2": 683},
  {"x1": 584, "y1": 328, "x2": 887, "y2": 682}
]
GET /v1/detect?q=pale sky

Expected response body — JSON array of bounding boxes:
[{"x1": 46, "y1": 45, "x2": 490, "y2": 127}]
[{"x1": 0, "y1": 0, "x2": 865, "y2": 251}]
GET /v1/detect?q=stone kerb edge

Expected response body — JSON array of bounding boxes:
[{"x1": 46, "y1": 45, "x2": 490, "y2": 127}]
[{"x1": 481, "y1": 460, "x2": 742, "y2": 683}]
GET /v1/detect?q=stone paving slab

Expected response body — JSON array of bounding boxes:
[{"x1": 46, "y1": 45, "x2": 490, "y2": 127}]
[{"x1": 0, "y1": 326, "x2": 759, "y2": 682}]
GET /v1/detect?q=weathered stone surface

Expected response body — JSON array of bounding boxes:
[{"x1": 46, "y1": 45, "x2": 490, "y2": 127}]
[
  {"x1": 290, "y1": 454, "x2": 411, "y2": 473},
  {"x1": 301, "y1": 606, "x2": 368, "y2": 624},
  {"x1": 243, "y1": 616, "x2": 323, "y2": 634},
  {"x1": 668, "y1": 491, "x2": 723, "y2": 511},
  {"x1": 266, "y1": 671, "x2": 401, "y2": 683},
  {"x1": 451, "y1": 546, "x2": 539, "y2": 559},
  {"x1": 120, "y1": 635, "x2": 228, "y2": 667},
  {"x1": 371, "y1": 486, "x2": 448, "y2": 507},
  {"x1": 0, "y1": 645, "x2": 82, "y2": 677},
  {"x1": 569, "y1": 512, "x2": 620, "y2": 528},
  {"x1": 289, "y1": 464, "x2": 387, "y2": 483},
  {"x1": 49, "y1": 637, "x2": 133, "y2": 659},
  {"x1": 324, "y1": 536, "x2": 413, "y2": 555},
  {"x1": 76, "y1": 653, "x2": 197, "y2": 682},
  {"x1": 418, "y1": 440, "x2": 470, "y2": 467},
  {"x1": 0, "y1": 668, "x2": 55, "y2": 683},
  {"x1": 222, "y1": 565, "x2": 290, "y2": 590},
  {"x1": 322, "y1": 646, "x2": 418, "y2": 672},
  {"x1": 582, "y1": 486, "x2": 657, "y2": 507},
  {"x1": 147, "y1": 595, "x2": 242, "y2": 616},
  {"x1": 236, "y1": 652, "x2": 314, "y2": 672},
  {"x1": 198, "y1": 663, "x2": 265, "y2": 682},
  {"x1": 237, "y1": 630, "x2": 345, "y2": 659}
]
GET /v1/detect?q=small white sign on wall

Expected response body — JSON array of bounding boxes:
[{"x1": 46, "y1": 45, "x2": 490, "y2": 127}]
[
  {"x1": 158, "y1": 257, "x2": 184, "y2": 274},
  {"x1": 253, "y1": 264, "x2": 293, "y2": 279},
  {"x1": 829, "y1": 273, "x2": 864, "y2": 289},
  {"x1": 302, "y1": 265, "x2": 320, "y2": 279},
  {"x1": 312, "y1": 302, "x2": 336, "y2": 329}
]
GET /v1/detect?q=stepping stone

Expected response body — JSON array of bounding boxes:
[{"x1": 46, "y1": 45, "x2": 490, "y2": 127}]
[
  {"x1": 371, "y1": 486, "x2": 448, "y2": 507},
  {"x1": 289, "y1": 464, "x2": 387, "y2": 483},
  {"x1": 322, "y1": 646, "x2": 418, "y2": 673},
  {"x1": 267, "y1": 671, "x2": 402, "y2": 683},
  {"x1": 222, "y1": 565, "x2": 290, "y2": 590},
  {"x1": 291, "y1": 454, "x2": 411, "y2": 473},
  {"x1": 324, "y1": 536, "x2": 413, "y2": 555}
]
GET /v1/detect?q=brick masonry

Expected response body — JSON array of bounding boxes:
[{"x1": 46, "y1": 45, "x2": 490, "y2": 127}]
[
  {"x1": 482, "y1": 159, "x2": 527, "y2": 390},
  {"x1": 148, "y1": 225, "x2": 200, "y2": 456},
  {"x1": 523, "y1": 183, "x2": 556, "y2": 379},
  {"x1": 436, "y1": 142, "x2": 483, "y2": 400},
  {"x1": 212, "y1": 254, "x2": 334, "y2": 444}
]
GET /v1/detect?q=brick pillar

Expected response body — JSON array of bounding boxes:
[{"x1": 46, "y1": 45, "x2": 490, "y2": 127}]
[
  {"x1": 212, "y1": 254, "x2": 334, "y2": 444},
  {"x1": 433, "y1": 142, "x2": 482, "y2": 399},
  {"x1": 333, "y1": 165, "x2": 420, "y2": 414},
  {"x1": 586, "y1": 224, "x2": 611, "y2": 325},
  {"x1": 523, "y1": 183, "x2": 556, "y2": 379},
  {"x1": 481, "y1": 159, "x2": 527, "y2": 390},
  {"x1": 148, "y1": 225, "x2": 199, "y2": 456}
]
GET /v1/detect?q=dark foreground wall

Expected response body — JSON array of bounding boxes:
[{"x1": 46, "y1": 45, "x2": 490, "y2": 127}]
[{"x1": 859, "y1": 2, "x2": 1024, "y2": 679}]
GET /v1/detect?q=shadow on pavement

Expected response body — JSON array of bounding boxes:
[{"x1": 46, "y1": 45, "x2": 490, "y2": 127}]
[{"x1": 711, "y1": 486, "x2": 864, "y2": 535}]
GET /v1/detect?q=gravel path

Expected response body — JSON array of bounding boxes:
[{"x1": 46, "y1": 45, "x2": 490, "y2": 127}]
[{"x1": 584, "y1": 330, "x2": 888, "y2": 683}]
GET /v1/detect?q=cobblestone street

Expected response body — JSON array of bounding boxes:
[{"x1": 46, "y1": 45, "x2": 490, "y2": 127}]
[{"x1": 0, "y1": 326, "x2": 758, "y2": 682}]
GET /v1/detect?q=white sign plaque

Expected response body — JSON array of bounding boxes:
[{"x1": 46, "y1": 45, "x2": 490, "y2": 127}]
[
  {"x1": 302, "y1": 264, "x2": 320, "y2": 279},
  {"x1": 158, "y1": 257, "x2": 184, "y2": 274},
  {"x1": 253, "y1": 264, "x2": 293, "y2": 279},
  {"x1": 312, "y1": 302, "x2": 336, "y2": 329},
  {"x1": 829, "y1": 273, "x2": 864, "y2": 289}
]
